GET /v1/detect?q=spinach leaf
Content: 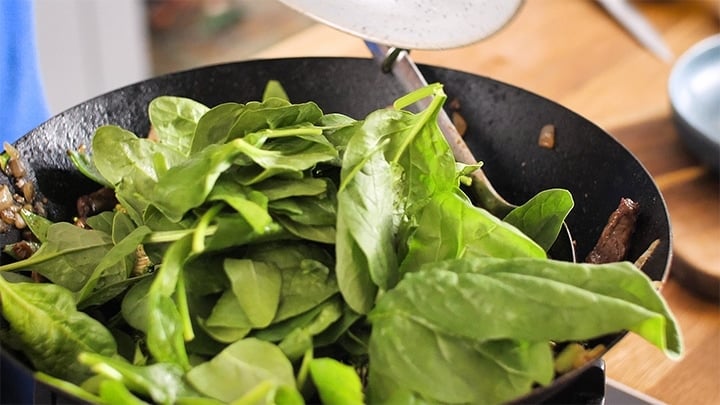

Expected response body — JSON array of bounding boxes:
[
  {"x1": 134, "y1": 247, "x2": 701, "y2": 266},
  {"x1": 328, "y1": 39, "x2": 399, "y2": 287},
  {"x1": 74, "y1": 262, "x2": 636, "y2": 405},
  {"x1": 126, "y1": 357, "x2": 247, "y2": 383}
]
[
  {"x1": 262, "y1": 80, "x2": 290, "y2": 102},
  {"x1": 86, "y1": 211, "x2": 115, "y2": 235},
  {"x1": 230, "y1": 130, "x2": 337, "y2": 186},
  {"x1": 313, "y1": 303, "x2": 363, "y2": 348},
  {"x1": 503, "y1": 188, "x2": 574, "y2": 251},
  {"x1": 80, "y1": 352, "x2": 197, "y2": 404},
  {"x1": 203, "y1": 290, "x2": 253, "y2": 342},
  {"x1": 227, "y1": 99, "x2": 323, "y2": 139},
  {"x1": 310, "y1": 358, "x2": 364, "y2": 405},
  {"x1": 92, "y1": 125, "x2": 186, "y2": 188},
  {"x1": 111, "y1": 210, "x2": 138, "y2": 243},
  {"x1": 223, "y1": 258, "x2": 282, "y2": 328},
  {"x1": 81, "y1": 273, "x2": 153, "y2": 310},
  {"x1": 67, "y1": 147, "x2": 113, "y2": 188},
  {"x1": 276, "y1": 297, "x2": 343, "y2": 360},
  {"x1": 253, "y1": 177, "x2": 329, "y2": 201},
  {"x1": 275, "y1": 217, "x2": 336, "y2": 244},
  {"x1": 207, "y1": 178, "x2": 272, "y2": 233},
  {"x1": 20, "y1": 208, "x2": 53, "y2": 242},
  {"x1": 367, "y1": 314, "x2": 552, "y2": 404},
  {"x1": 335, "y1": 116, "x2": 397, "y2": 314},
  {"x1": 149, "y1": 96, "x2": 209, "y2": 156},
  {"x1": 92, "y1": 125, "x2": 187, "y2": 221},
  {"x1": 202, "y1": 213, "x2": 288, "y2": 253},
  {"x1": 0, "y1": 279, "x2": 116, "y2": 384},
  {"x1": 373, "y1": 257, "x2": 682, "y2": 356},
  {"x1": 386, "y1": 84, "x2": 457, "y2": 213},
  {"x1": 0, "y1": 223, "x2": 116, "y2": 292},
  {"x1": 191, "y1": 98, "x2": 323, "y2": 153},
  {"x1": 185, "y1": 338, "x2": 297, "y2": 403},
  {"x1": 275, "y1": 259, "x2": 338, "y2": 323},
  {"x1": 121, "y1": 276, "x2": 154, "y2": 333},
  {"x1": 244, "y1": 242, "x2": 338, "y2": 323},
  {"x1": 97, "y1": 379, "x2": 147, "y2": 405},
  {"x1": 146, "y1": 235, "x2": 193, "y2": 369},
  {"x1": 252, "y1": 298, "x2": 335, "y2": 342},
  {"x1": 400, "y1": 191, "x2": 545, "y2": 273},
  {"x1": 76, "y1": 225, "x2": 152, "y2": 306},
  {"x1": 269, "y1": 195, "x2": 336, "y2": 226},
  {"x1": 149, "y1": 140, "x2": 250, "y2": 222},
  {"x1": 191, "y1": 102, "x2": 244, "y2": 153},
  {"x1": 450, "y1": 257, "x2": 682, "y2": 357},
  {"x1": 143, "y1": 205, "x2": 193, "y2": 233}
]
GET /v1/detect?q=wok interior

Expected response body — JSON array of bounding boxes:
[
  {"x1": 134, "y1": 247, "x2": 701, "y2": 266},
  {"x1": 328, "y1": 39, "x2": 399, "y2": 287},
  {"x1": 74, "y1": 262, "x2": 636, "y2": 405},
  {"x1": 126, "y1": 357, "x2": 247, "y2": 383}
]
[{"x1": 1, "y1": 57, "x2": 671, "y2": 402}]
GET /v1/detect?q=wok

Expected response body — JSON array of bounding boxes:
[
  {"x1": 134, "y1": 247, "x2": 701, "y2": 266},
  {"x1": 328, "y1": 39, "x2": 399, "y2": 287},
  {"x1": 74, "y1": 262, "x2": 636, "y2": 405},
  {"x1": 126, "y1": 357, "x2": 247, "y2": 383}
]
[{"x1": 0, "y1": 57, "x2": 671, "y2": 404}]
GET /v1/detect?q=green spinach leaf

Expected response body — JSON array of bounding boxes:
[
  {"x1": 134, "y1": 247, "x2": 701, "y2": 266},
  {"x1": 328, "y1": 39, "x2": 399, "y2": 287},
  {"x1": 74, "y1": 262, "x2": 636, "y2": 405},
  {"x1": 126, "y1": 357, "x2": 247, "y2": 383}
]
[
  {"x1": 503, "y1": 188, "x2": 574, "y2": 251},
  {"x1": 223, "y1": 258, "x2": 282, "y2": 328},
  {"x1": 262, "y1": 80, "x2": 290, "y2": 102},
  {"x1": 80, "y1": 351, "x2": 198, "y2": 404},
  {"x1": 149, "y1": 96, "x2": 209, "y2": 156},
  {"x1": 367, "y1": 314, "x2": 551, "y2": 405},
  {"x1": 185, "y1": 338, "x2": 297, "y2": 403},
  {"x1": 400, "y1": 191, "x2": 545, "y2": 273},
  {"x1": 0, "y1": 223, "x2": 116, "y2": 292},
  {"x1": 310, "y1": 358, "x2": 364, "y2": 405},
  {"x1": 0, "y1": 279, "x2": 116, "y2": 384}
]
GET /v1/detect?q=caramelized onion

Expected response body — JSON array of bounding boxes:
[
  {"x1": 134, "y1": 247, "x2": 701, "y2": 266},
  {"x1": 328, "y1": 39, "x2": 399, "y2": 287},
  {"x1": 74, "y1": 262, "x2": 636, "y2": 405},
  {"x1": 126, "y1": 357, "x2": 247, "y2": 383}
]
[{"x1": 0, "y1": 185, "x2": 14, "y2": 210}]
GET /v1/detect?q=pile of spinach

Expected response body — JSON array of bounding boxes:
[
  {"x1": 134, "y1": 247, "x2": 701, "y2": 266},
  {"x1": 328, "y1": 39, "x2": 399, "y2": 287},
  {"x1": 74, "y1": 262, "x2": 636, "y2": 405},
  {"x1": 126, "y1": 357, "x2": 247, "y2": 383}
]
[{"x1": 0, "y1": 81, "x2": 681, "y2": 405}]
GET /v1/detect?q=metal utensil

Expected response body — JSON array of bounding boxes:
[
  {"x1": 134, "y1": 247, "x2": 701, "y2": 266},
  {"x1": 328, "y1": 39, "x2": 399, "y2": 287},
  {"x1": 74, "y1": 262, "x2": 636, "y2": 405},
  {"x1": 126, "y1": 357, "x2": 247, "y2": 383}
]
[
  {"x1": 365, "y1": 42, "x2": 577, "y2": 261},
  {"x1": 596, "y1": 0, "x2": 673, "y2": 62},
  {"x1": 276, "y1": 0, "x2": 523, "y2": 50}
]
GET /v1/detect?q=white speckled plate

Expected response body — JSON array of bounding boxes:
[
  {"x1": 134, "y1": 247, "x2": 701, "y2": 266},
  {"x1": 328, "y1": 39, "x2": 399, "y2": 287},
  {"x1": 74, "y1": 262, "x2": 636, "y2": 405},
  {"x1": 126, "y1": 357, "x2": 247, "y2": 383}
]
[{"x1": 277, "y1": 0, "x2": 524, "y2": 49}]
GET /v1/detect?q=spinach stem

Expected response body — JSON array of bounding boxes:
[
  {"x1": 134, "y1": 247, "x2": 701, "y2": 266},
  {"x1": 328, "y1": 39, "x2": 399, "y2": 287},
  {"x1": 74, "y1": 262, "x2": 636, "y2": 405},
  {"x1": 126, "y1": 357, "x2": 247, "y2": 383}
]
[
  {"x1": 192, "y1": 204, "x2": 222, "y2": 254},
  {"x1": 254, "y1": 126, "x2": 323, "y2": 138},
  {"x1": 176, "y1": 268, "x2": 195, "y2": 342},
  {"x1": 390, "y1": 91, "x2": 446, "y2": 164},
  {"x1": 143, "y1": 226, "x2": 218, "y2": 244}
]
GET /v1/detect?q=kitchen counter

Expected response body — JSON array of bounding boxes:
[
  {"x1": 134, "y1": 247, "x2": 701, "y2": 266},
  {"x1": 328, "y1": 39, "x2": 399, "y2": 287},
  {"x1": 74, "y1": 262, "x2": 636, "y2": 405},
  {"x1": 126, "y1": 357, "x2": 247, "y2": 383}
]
[{"x1": 252, "y1": 0, "x2": 720, "y2": 403}]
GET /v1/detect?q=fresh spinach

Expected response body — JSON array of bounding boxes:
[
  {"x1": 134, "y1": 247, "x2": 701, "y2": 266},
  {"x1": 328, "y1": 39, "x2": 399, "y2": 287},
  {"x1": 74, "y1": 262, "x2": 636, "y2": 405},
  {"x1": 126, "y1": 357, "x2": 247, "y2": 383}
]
[
  {"x1": 185, "y1": 338, "x2": 299, "y2": 403},
  {"x1": 366, "y1": 256, "x2": 681, "y2": 404},
  {"x1": 222, "y1": 258, "x2": 282, "y2": 328},
  {"x1": 148, "y1": 96, "x2": 209, "y2": 157},
  {"x1": 80, "y1": 351, "x2": 197, "y2": 404},
  {"x1": 0, "y1": 81, "x2": 682, "y2": 405},
  {"x1": 310, "y1": 357, "x2": 364, "y2": 405},
  {"x1": 0, "y1": 278, "x2": 116, "y2": 384},
  {"x1": 503, "y1": 188, "x2": 574, "y2": 251}
]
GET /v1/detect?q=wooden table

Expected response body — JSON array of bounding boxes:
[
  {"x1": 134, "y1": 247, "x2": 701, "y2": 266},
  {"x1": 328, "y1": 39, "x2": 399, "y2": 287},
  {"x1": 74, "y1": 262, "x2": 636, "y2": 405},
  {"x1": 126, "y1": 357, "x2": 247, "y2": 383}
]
[{"x1": 252, "y1": 1, "x2": 720, "y2": 403}]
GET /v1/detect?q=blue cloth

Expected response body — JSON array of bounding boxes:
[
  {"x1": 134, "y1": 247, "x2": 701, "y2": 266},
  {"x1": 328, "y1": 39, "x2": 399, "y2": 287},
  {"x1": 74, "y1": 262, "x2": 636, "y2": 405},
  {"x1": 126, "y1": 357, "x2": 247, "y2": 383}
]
[
  {"x1": 0, "y1": 0, "x2": 49, "y2": 144},
  {"x1": 0, "y1": 0, "x2": 48, "y2": 402}
]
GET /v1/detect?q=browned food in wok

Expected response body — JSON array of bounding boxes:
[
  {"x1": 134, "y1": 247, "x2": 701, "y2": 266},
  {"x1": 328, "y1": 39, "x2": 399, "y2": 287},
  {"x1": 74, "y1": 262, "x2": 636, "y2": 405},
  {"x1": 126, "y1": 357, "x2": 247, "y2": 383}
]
[{"x1": 585, "y1": 197, "x2": 640, "y2": 264}]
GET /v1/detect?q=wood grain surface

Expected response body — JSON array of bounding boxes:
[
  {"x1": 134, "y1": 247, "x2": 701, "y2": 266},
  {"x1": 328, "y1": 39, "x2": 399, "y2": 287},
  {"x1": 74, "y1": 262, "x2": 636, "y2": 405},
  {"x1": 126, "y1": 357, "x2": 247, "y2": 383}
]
[{"x1": 252, "y1": 0, "x2": 720, "y2": 403}]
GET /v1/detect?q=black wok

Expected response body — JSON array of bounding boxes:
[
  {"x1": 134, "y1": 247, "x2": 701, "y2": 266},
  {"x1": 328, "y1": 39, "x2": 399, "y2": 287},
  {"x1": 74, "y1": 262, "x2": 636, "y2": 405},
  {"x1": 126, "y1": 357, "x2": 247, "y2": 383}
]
[{"x1": 0, "y1": 58, "x2": 671, "y2": 404}]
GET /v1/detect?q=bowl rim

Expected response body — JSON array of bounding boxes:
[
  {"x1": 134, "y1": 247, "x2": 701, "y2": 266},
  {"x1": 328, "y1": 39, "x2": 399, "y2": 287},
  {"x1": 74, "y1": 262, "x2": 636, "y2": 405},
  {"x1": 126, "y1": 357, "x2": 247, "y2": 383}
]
[{"x1": 668, "y1": 33, "x2": 720, "y2": 146}]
